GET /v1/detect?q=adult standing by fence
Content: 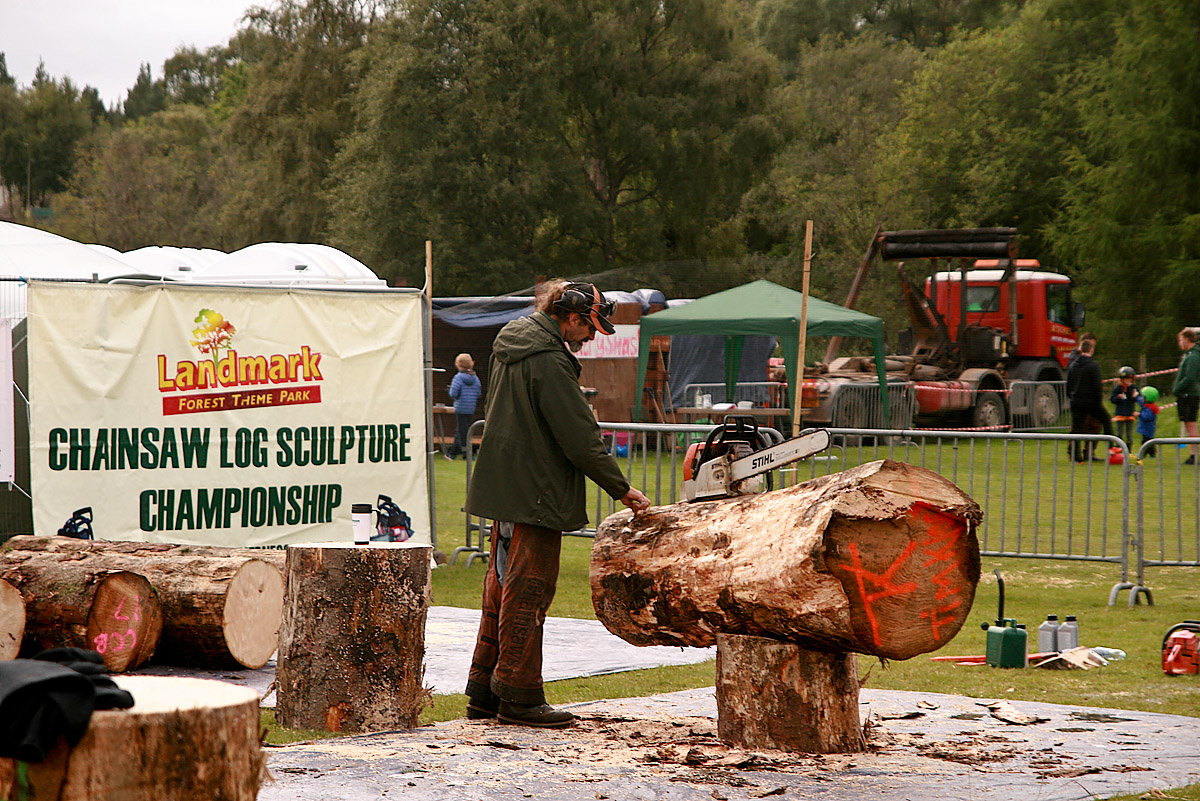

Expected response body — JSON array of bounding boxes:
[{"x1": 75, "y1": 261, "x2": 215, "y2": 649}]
[
  {"x1": 1067, "y1": 336, "x2": 1112, "y2": 463},
  {"x1": 463, "y1": 279, "x2": 650, "y2": 729},
  {"x1": 1173, "y1": 327, "x2": 1200, "y2": 464},
  {"x1": 444, "y1": 353, "x2": 481, "y2": 460}
]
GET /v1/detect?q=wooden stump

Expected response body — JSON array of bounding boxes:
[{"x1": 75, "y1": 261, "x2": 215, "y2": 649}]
[
  {"x1": 0, "y1": 579, "x2": 23, "y2": 660},
  {"x1": 0, "y1": 553, "x2": 162, "y2": 672},
  {"x1": 0, "y1": 676, "x2": 264, "y2": 801},
  {"x1": 715, "y1": 634, "x2": 863, "y2": 753},
  {"x1": 591, "y1": 459, "x2": 982, "y2": 660},
  {"x1": 1, "y1": 537, "x2": 285, "y2": 669},
  {"x1": 276, "y1": 542, "x2": 431, "y2": 733}
]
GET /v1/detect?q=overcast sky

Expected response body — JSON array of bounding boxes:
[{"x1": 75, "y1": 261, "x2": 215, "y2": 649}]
[{"x1": 2, "y1": 0, "x2": 258, "y2": 109}]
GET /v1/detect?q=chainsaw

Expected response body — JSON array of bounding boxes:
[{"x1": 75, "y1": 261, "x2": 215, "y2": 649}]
[{"x1": 681, "y1": 415, "x2": 831, "y2": 502}]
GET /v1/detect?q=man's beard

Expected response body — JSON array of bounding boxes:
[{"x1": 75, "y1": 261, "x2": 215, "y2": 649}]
[{"x1": 567, "y1": 340, "x2": 584, "y2": 353}]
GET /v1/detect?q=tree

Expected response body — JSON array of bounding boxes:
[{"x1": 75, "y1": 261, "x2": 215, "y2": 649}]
[
  {"x1": 123, "y1": 63, "x2": 167, "y2": 121},
  {"x1": 13, "y1": 67, "x2": 94, "y2": 205},
  {"x1": 1047, "y1": 0, "x2": 1200, "y2": 360},
  {"x1": 735, "y1": 34, "x2": 920, "y2": 341},
  {"x1": 875, "y1": 0, "x2": 1119, "y2": 262},
  {"x1": 328, "y1": 0, "x2": 778, "y2": 291},
  {"x1": 164, "y1": 45, "x2": 235, "y2": 107},
  {"x1": 52, "y1": 106, "x2": 230, "y2": 250},
  {"x1": 219, "y1": 0, "x2": 382, "y2": 245}
]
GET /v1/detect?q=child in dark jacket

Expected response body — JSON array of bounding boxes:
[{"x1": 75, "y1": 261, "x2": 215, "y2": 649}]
[
  {"x1": 445, "y1": 353, "x2": 482, "y2": 460},
  {"x1": 1110, "y1": 366, "x2": 1140, "y2": 448},
  {"x1": 1138, "y1": 386, "x2": 1160, "y2": 457}
]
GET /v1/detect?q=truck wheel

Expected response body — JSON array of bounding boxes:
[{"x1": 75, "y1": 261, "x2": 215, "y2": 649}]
[
  {"x1": 1032, "y1": 384, "x2": 1061, "y2": 427},
  {"x1": 973, "y1": 394, "x2": 1007, "y2": 428}
]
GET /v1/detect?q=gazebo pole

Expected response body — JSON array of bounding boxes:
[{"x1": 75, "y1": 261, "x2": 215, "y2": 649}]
[{"x1": 793, "y1": 220, "x2": 814, "y2": 437}]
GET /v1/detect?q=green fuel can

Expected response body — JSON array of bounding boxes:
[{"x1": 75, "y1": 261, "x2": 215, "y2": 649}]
[{"x1": 984, "y1": 618, "x2": 1027, "y2": 668}]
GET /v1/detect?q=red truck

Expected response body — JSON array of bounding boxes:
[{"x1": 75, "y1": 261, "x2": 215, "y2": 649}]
[{"x1": 811, "y1": 228, "x2": 1084, "y2": 429}]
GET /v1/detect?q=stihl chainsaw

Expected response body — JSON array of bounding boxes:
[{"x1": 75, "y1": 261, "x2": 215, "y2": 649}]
[{"x1": 681, "y1": 415, "x2": 831, "y2": 502}]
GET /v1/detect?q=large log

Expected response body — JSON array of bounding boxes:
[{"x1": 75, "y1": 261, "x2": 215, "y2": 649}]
[
  {"x1": 591, "y1": 459, "x2": 982, "y2": 661},
  {"x1": 0, "y1": 554, "x2": 162, "y2": 672},
  {"x1": 0, "y1": 676, "x2": 265, "y2": 801},
  {"x1": 0, "y1": 536, "x2": 285, "y2": 669},
  {"x1": 0, "y1": 579, "x2": 23, "y2": 660},
  {"x1": 277, "y1": 542, "x2": 431, "y2": 733}
]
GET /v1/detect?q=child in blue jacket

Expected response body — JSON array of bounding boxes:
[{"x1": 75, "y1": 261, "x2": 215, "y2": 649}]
[
  {"x1": 446, "y1": 353, "x2": 482, "y2": 460},
  {"x1": 1138, "y1": 386, "x2": 1160, "y2": 457},
  {"x1": 1110, "y1": 366, "x2": 1141, "y2": 448}
]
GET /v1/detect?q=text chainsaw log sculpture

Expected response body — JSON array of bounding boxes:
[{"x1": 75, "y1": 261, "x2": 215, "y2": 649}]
[{"x1": 591, "y1": 458, "x2": 982, "y2": 753}]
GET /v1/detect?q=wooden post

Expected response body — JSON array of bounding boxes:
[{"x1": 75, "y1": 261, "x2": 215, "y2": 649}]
[
  {"x1": 793, "y1": 219, "x2": 814, "y2": 437},
  {"x1": 716, "y1": 633, "x2": 863, "y2": 753},
  {"x1": 0, "y1": 676, "x2": 265, "y2": 800},
  {"x1": 276, "y1": 542, "x2": 432, "y2": 733}
]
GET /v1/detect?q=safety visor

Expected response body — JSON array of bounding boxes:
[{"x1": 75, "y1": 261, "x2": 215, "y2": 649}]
[{"x1": 588, "y1": 291, "x2": 616, "y2": 335}]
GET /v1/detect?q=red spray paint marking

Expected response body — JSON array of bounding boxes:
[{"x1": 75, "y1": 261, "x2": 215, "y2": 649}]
[
  {"x1": 838, "y1": 540, "x2": 919, "y2": 647},
  {"x1": 911, "y1": 503, "x2": 967, "y2": 642},
  {"x1": 92, "y1": 594, "x2": 143, "y2": 654}
]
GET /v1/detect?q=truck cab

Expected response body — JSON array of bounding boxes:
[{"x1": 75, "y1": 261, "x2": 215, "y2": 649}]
[{"x1": 925, "y1": 259, "x2": 1082, "y2": 374}]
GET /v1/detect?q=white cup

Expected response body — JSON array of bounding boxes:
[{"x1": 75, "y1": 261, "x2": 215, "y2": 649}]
[{"x1": 351, "y1": 503, "x2": 375, "y2": 545}]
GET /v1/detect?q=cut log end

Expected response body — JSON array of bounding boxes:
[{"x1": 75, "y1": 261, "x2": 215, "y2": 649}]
[
  {"x1": 0, "y1": 579, "x2": 24, "y2": 660},
  {"x1": 824, "y1": 502, "x2": 981, "y2": 660},
  {"x1": 223, "y1": 559, "x2": 285, "y2": 669},
  {"x1": 86, "y1": 571, "x2": 163, "y2": 672}
]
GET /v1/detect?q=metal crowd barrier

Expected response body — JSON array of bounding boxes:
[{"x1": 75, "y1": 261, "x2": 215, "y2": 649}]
[{"x1": 454, "y1": 419, "x2": 1197, "y2": 607}]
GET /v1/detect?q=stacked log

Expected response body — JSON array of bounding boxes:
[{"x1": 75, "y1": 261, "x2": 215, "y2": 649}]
[
  {"x1": 0, "y1": 537, "x2": 285, "y2": 669},
  {"x1": 0, "y1": 579, "x2": 25, "y2": 660},
  {"x1": 591, "y1": 459, "x2": 982, "y2": 753},
  {"x1": 0, "y1": 552, "x2": 162, "y2": 672}
]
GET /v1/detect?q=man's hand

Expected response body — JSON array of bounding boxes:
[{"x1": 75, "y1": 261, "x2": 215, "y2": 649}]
[{"x1": 620, "y1": 487, "x2": 651, "y2": 514}]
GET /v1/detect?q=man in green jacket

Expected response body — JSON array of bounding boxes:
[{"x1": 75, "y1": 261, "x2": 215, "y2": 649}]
[
  {"x1": 1173, "y1": 327, "x2": 1200, "y2": 464},
  {"x1": 464, "y1": 279, "x2": 650, "y2": 728}
]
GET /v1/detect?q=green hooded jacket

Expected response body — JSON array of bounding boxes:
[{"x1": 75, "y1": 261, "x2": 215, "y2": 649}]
[
  {"x1": 1174, "y1": 345, "x2": 1200, "y2": 396},
  {"x1": 464, "y1": 312, "x2": 630, "y2": 531}
]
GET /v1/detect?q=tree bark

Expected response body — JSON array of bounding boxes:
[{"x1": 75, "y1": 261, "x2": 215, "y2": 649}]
[
  {"x1": 0, "y1": 579, "x2": 24, "y2": 661},
  {"x1": 276, "y1": 542, "x2": 432, "y2": 733},
  {"x1": 715, "y1": 633, "x2": 863, "y2": 753},
  {"x1": 591, "y1": 459, "x2": 982, "y2": 661},
  {"x1": 0, "y1": 675, "x2": 265, "y2": 801},
  {"x1": 0, "y1": 537, "x2": 284, "y2": 669},
  {"x1": 0, "y1": 553, "x2": 162, "y2": 672}
]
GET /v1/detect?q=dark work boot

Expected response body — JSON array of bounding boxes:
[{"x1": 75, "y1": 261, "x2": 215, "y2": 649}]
[
  {"x1": 497, "y1": 700, "x2": 575, "y2": 728},
  {"x1": 466, "y1": 693, "x2": 498, "y2": 720}
]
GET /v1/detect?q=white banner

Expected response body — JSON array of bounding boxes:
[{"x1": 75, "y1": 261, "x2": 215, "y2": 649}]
[
  {"x1": 576, "y1": 324, "x2": 639, "y2": 359},
  {"x1": 28, "y1": 282, "x2": 429, "y2": 548},
  {"x1": 0, "y1": 320, "x2": 13, "y2": 483}
]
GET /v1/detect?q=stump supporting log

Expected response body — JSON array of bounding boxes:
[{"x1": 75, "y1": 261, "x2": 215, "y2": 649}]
[
  {"x1": 0, "y1": 579, "x2": 24, "y2": 661},
  {"x1": 591, "y1": 459, "x2": 982, "y2": 661},
  {"x1": 0, "y1": 676, "x2": 265, "y2": 801},
  {"x1": 277, "y1": 542, "x2": 432, "y2": 733},
  {"x1": 1, "y1": 537, "x2": 285, "y2": 669},
  {"x1": 0, "y1": 553, "x2": 162, "y2": 672},
  {"x1": 715, "y1": 634, "x2": 863, "y2": 753}
]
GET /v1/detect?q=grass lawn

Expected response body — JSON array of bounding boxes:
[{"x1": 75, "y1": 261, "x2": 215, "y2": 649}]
[{"x1": 266, "y1": 433, "x2": 1200, "y2": 798}]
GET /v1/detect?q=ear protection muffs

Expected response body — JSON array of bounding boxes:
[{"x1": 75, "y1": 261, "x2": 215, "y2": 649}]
[{"x1": 554, "y1": 283, "x2": 615, "y2": 334}]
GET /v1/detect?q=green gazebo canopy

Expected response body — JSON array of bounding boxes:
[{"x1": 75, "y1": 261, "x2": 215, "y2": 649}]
[{"x1": 634, "y1": 280, "x2": 889, "y2": 425}]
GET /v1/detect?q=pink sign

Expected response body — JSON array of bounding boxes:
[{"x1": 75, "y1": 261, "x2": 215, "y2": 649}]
[{"x1": 577, "y1": 325, "x2": 639, "y2": 359}]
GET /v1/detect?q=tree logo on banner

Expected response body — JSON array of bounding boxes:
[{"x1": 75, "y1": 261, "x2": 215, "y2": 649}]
[{"x1": 190, "y1": 309, "x2": 237, "y2": 356}]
